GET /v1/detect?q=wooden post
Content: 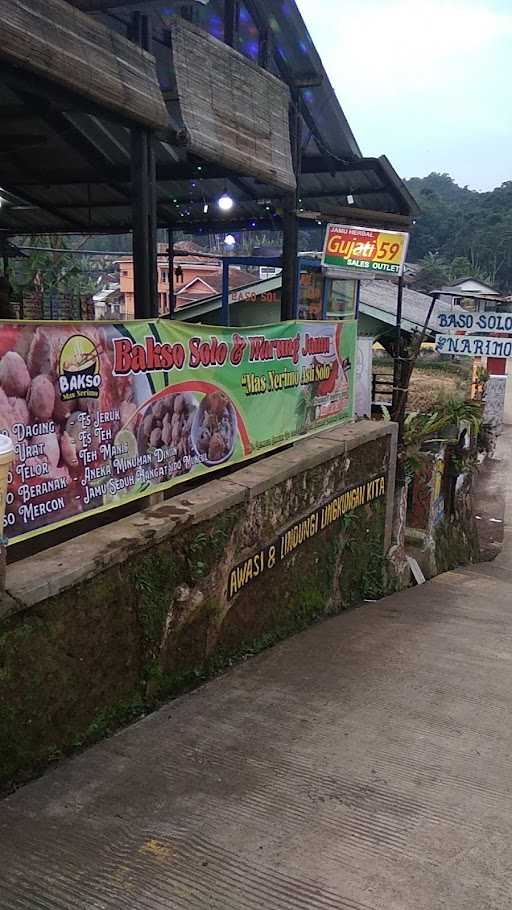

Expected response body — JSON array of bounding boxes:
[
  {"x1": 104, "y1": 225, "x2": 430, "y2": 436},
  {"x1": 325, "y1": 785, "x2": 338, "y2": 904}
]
[
  {"x1": 148, "y1": 134, "x2": 158, "y2": 315},
  {"x1": 130, "y1": 11, "x2": 158, "y2": 319},
  {"x1": 224, "y1": 0, "x2": 240, "y2": 47},
  {"x1": 281, "y1": 87, "x2": 301, "y2": 322},
  {"x1": 258, "y1": 29, "x2": 271, "y2": 69},
  {"x1": 131, "y1": 129, "x2": 151, "y2": 318},
  {"x1": 391, "y1": 275, "x2": 404, "y2": 415},
  {"x1": 281, "y1": 202, "x2": 298, "y2": 321}
]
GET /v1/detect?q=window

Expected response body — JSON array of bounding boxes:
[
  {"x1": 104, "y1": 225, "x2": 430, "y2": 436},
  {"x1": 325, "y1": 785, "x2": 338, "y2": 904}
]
[
  {"x1": 326, "y1": 279, "x2": 357, "y2": 319},
  {"x1": 297, "y1": 268, "x2": 323, "y2": 320}
]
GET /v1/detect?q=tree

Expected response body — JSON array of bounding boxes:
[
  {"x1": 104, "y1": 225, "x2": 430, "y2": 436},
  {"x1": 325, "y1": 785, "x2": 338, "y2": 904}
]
[
  {"x1": 412, "y1": 252, "x2": 449, "y2": 293},
  {"x1": 11, "y1": 235, "x2": 96, "y2": 298},
  {"x1": 406, "y1": 173, "x2": 512, "y2": 293}
]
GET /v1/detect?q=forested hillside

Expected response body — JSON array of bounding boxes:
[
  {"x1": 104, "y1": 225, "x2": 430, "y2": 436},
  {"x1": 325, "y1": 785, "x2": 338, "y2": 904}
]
[{"x1": 406, "y1": 173, "x2": 512, "y2": 293}]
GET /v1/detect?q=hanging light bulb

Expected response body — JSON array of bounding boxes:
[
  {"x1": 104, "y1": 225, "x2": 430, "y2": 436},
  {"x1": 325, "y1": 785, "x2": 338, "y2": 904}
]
[
  {"x1": 218, "y1": 189, "x2": 234, "y2": 212},
  {"x1": 224, "y1": 234, "x2": 236, "y2": 246}
]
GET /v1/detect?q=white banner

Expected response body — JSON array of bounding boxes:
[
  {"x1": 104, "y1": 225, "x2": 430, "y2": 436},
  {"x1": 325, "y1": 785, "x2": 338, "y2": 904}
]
[
  {"x1": 435, "y1": 334, "x2": 512, "y2": 357},
  {"x1": 438, "y1": 310, "x2": 512, "y2": 333}
]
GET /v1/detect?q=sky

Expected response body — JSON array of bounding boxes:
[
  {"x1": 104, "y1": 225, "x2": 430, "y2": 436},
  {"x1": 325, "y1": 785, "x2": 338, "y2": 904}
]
[{"x1": 297, "y1": 0, "x2": 512, "y2": 191}]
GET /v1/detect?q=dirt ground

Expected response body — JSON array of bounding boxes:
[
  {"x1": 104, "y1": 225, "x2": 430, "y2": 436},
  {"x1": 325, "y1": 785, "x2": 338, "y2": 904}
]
[{"x1": 374, "y1": 362, "x2": 471, "y2": 411}]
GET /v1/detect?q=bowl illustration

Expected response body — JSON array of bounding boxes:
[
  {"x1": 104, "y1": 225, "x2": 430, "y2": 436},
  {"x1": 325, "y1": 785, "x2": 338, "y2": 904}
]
[
  {"x1": 191, "y1": 390, "x2": 238, "y2": 466},
  {"x1": 137, "y1": 390, "x2": 198, "y2": 470}
]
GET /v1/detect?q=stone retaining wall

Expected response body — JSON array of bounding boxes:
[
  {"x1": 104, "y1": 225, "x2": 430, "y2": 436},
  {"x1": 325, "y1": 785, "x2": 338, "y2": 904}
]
[{"x1": 0, "y1": 420, "x2": 399, "y2": 789}]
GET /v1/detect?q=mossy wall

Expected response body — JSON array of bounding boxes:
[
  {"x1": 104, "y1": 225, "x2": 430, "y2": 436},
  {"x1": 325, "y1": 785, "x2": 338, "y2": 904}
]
[
  {"x1": 0, "y1": 434, "x2": 395, "y2": 790},
  {"x1": 405, "y1": 445, "x2": 479, "y2": 579},
  {"x1": 432, "y1": 473, "x2": 480, "y2": 574}
]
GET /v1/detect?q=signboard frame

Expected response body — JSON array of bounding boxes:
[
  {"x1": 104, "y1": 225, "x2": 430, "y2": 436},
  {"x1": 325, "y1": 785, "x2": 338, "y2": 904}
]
[
  {"x1": 438, "y1": 310, "x2": 512, "y2": 334},
  {"x1": 321, "y1": 224, "x2": 409, "y2": 278},
  {"x1": 435, "y1": 334, "x2": 512, "y2": 358}
]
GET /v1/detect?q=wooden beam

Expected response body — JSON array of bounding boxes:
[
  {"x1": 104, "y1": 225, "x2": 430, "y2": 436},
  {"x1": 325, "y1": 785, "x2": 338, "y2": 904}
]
[
  {"x1": 298, "y1": 207, "x2": 413, "y2": 228},
  {"x1": 298, "y1": 185, "x2": 391, "y2": 201},
  {"x1": 7, "y1": 156, "x2": 379, "y2": 188},
  {"x1": 67, "y1": 0, "x2": 141, "y2": 9},
  {"x1": 36, "y1": 183, "x2": 390, "y2": 208},
  {"x1": 0, "y1": 185, "x2": 91, "y2": 229}
]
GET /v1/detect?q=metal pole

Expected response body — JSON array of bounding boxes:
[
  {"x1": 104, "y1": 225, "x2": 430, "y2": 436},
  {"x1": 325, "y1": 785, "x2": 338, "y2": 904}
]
[
  {"x1": 168, "y1": 227, "x2": 174, "y2": 318},
  {"x1": 221, "y1": 259, "x2": 230, "y2": 326}
]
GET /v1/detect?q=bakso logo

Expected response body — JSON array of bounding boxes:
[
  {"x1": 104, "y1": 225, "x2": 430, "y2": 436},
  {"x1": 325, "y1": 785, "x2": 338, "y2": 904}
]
[{"x1": 58, "y1": 335, "x2": 101, "y2": 401}]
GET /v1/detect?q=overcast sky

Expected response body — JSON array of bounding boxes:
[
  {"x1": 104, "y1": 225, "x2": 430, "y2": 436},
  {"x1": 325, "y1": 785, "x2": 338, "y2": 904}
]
[{"x1": 297, "y1": 0, "x2": 511, "y2": 191}]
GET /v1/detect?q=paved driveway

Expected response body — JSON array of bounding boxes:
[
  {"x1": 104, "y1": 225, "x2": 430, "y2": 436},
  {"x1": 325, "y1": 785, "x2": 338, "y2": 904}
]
[{"x1": 1, "y1": 434, "x2": 512, "y2": 909}]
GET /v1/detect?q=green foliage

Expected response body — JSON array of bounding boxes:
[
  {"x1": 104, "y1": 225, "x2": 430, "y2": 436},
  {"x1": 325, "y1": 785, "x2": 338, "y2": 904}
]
[
  {"x1": 407, "y1": 173, "x2": 512, "y2": 292},
  {"x1": 11, "y1": 234, "x2": 97, "y2": 297},
  {"x1": 402, "y1": 398, "x2": 483, "y2": 480},
  {"x1": 477, "y1": 421, "x2": 495, "y2": 457},
  {"x1": 134, "y1": 552, "x2": 178, "y2": 653}
]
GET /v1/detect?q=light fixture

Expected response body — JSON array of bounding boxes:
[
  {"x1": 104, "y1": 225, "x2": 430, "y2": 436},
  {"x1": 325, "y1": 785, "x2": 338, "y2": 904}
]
[
  {"x1": 218, "y1": 190, "x2": 234, "y2": 212},
  {"x1": 203, "y1": 202, "x2": 209, "y2": 214},
  {"x1": 224, "y1": 234, "x2": 236, "y2": 246}
]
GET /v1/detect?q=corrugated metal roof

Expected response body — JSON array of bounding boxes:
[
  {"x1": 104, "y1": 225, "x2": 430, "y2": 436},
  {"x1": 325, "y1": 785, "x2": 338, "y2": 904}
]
[
  {"x1": 174, "y1": 273, "x2": 461, "y2": 338},
  {"x1": 358, "y1": 281, "x2": 462, "y2": 336}
]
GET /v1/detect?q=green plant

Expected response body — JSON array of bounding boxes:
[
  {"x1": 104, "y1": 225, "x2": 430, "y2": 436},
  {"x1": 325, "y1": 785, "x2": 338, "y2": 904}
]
[
  {"x1": 477, "y1": 421, "x2": 495, "y2": 457},
  {"x1": 401, "y1": 398, "x2": 482, "y2": 480},
  {"x1": 450, "y1": 451, "x2": 478, "y2": 476}
]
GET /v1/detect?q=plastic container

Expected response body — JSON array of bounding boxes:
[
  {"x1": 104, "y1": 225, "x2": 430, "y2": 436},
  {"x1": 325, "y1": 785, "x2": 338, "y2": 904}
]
[{"x1": 0, "y1": 434, "x2": 14, "y2": 538}]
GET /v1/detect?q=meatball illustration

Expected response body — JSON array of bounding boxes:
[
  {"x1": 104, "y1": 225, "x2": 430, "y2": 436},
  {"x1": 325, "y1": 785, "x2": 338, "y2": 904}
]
[
  {"x1": 0, "y1": 351, "x2": 30, "y2": 398},
  {"x1": 27, "y1": 375, "x2": 55, "y2": 421},
  {"x1": 137, "y1": 391, "x2": 197, "y2": 478}
]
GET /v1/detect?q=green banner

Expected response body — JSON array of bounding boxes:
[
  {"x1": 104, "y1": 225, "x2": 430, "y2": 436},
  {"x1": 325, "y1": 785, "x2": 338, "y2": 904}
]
[{"x1": 0, "y1": 318, "x2": 357, "y2": 543}]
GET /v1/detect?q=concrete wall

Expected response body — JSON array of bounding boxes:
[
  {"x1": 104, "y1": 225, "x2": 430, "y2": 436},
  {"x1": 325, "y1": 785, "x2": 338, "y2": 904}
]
[{"x1": 0, "y1": 421, "x2": 399, "y2": 789}]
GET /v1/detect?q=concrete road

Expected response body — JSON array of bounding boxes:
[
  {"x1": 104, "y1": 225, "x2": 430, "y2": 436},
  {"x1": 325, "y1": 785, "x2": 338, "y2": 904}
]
[{"x1": 1, "y1": 437, "x2": 512, "y2": 909}]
